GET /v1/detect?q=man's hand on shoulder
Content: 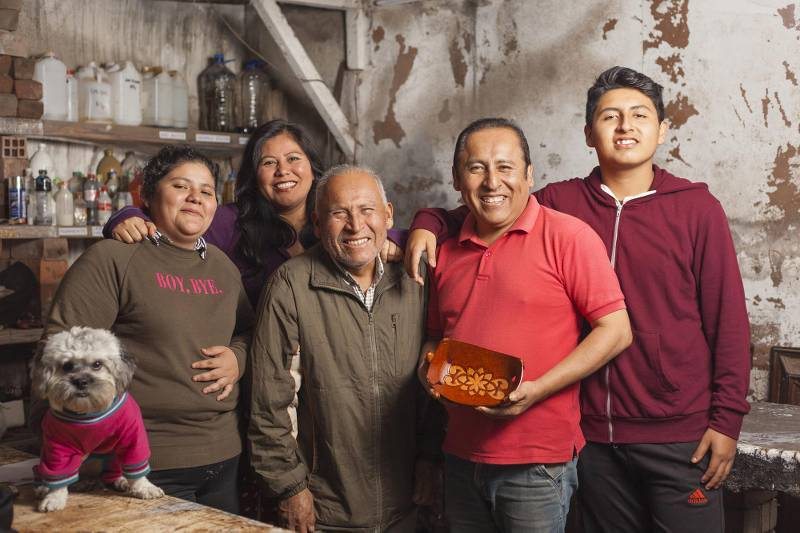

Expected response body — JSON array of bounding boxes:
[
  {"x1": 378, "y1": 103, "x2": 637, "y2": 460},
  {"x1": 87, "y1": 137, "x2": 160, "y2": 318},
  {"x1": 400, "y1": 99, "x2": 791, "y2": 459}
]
[
  {"x1": 476, "y1": 380, "x2": 542, "y2": 418},
  {"x1": 691, "y1": 427, "x2": 737, "y2": 490},
  {"x1": 405, "y1": 229, "x2": 437, "y2": 286},
  {"x1": 279, "y1": 488, "x2": 316, "y2": 532}
]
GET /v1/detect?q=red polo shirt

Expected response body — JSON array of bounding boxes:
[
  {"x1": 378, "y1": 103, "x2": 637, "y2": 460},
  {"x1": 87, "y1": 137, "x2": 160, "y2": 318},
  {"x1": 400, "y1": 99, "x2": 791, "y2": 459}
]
[{"x1": 427, "y1": 197, "x2": 625, "y2": 464}]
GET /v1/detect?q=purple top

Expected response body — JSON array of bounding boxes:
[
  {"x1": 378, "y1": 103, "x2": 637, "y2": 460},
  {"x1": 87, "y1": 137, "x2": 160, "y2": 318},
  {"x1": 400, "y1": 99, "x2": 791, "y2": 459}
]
[{"x1": 104, "y1": 204, "x2": 408, "y2": 306}]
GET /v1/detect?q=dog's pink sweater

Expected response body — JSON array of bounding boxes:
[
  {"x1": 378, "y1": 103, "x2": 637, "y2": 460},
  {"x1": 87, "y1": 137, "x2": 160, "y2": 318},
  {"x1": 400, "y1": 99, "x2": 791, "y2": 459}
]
[{"x1": 35, "y1": 392, "x2": 152, "y2": 489}]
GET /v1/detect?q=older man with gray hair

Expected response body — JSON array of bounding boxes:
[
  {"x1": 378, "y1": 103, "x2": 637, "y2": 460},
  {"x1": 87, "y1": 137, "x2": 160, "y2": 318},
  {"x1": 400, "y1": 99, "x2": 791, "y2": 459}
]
[{"x1": 248, "y1": 165, "x2": 442, "y2": 533}]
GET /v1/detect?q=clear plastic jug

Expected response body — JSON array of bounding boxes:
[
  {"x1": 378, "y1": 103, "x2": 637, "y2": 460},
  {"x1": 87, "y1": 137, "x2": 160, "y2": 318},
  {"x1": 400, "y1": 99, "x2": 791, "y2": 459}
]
[
  {"x1": 78, "y1": 62, "x2": 112, "y2": 123},
  {"x1": 170, "y1": 70, "x2": 189, "y2": 129},
  {"x1": 142, "y1": 67, "x2": 173, "y2": 127},
  {"x1": 198, "y1": 54, "x2": 236, "y2": 132},
  {"x1": 237, "y1": 60, "x2": 270, "y2": 133},
  {"x1": 29, "y1": 143, "x2": 53, "y2": 177},
  {"x1": 108, "y1": 61, "x2": 142, "y2": 126},
  {"x1": 33, "y1": 52, "x2": 68, "y2": 121}
]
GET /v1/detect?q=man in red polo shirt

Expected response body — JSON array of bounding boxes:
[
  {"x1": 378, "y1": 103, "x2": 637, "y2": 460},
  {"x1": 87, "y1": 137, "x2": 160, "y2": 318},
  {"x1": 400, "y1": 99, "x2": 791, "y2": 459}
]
[{"x1": 420, "y1": 118, "x2": 632, "y2": 532}]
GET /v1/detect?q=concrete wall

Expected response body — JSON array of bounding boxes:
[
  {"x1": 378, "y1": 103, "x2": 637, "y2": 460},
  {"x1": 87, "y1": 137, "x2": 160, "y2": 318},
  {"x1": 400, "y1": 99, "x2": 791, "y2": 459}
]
[{"x1": 355, "y1": 0, "x2": 800, "y2": 399}]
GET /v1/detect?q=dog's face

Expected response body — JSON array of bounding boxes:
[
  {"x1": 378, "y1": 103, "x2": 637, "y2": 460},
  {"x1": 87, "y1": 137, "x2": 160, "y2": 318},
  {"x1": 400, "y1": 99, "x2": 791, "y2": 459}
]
[{"x1": 32, "y1": 327, "x2": 136, "y2": 414}]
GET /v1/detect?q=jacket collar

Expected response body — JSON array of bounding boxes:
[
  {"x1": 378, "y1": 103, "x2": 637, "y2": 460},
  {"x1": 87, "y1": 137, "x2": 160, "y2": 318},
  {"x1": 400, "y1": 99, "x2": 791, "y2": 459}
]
[{"x1": 308, "y1": 244, "x2": 402, "y2": 296}]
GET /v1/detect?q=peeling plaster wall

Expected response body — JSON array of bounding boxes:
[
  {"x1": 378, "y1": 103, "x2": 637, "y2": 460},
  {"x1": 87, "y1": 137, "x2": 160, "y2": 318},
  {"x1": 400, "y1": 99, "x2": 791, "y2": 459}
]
[
  {"x1": 357, "y1": 0, "x2": 800, "y2": 400},
  {"x1": 12, "y1": 0, "x2": 246, "y2": 178}
]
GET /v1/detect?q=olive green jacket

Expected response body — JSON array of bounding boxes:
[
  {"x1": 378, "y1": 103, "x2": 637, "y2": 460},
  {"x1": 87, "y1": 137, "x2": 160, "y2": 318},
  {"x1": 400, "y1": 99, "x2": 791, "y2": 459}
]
[{"x1": 248, "y1": 244, "x2": 440, "y2": 531}]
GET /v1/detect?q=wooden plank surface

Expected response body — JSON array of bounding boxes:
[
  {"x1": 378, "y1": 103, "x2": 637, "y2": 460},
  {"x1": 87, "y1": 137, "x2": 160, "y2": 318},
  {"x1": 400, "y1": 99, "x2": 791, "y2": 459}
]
[
  {"x1": 729, "y1": 402, "x2": 800, "y2": 495},
  {"x1": 1, "y1": 447, "x2": 288, "y2": 532}
]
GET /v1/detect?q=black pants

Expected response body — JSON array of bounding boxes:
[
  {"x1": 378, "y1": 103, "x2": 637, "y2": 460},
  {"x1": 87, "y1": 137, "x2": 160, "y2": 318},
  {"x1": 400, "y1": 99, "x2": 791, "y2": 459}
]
[
  {"x1": 148, "y1": 455, "x2": 240, "y2": 515},
  {"x1": 577, "y1": 442, "x2": 724, "y2": 533}
]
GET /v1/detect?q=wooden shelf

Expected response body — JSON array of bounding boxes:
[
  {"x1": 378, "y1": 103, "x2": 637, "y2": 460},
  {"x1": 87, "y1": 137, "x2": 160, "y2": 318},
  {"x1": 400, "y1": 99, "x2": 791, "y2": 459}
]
[
  {"x1": 0, "y1": 225, "x2": 104, "y2": 239},
  {"x1": 0, "y1": 118, "x2": 248, "y2": 157},
  {"x1": 0, "y1": 327, "x2": 42, "y2": 346}
]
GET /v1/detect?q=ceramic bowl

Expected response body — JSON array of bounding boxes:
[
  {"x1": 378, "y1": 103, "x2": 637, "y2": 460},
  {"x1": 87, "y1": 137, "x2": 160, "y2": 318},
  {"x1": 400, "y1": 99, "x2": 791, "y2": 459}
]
[{"x1": 425, "y1": 338, "x2": 524, "y2": 407}]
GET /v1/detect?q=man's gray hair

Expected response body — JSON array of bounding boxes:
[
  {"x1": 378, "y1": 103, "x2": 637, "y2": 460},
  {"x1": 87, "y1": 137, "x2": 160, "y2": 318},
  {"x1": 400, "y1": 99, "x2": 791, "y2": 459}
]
[{"x1": 315, "y1": 164, "x2": 388, "y2": 213}]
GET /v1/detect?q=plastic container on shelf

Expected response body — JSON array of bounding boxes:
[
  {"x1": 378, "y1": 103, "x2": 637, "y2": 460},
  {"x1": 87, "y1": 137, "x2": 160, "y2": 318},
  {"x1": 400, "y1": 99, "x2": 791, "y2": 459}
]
[
  {"x1": 237, "y1": 60, "x2": 270, "y2": 133},
  {"x1": 65, "y1": 69, "x2": 79, "y2": 122},
  {"x1": 28, "y1": 143, "x2": 53, "y2": 176},
  {"x1": 78, "y1": 62, "x2": 112, "y2": 123},
  {"x1": 106, "y1": 169, "x2": 119, "y2": 197},
  {"x1": 114, "y1": 190, "x2": 133, "y2": 212},
  {"x1": 120, "y1": 151, "x2": 142, "y2": 177},
  {"x1": 33, "y1": 52, "x2": 68, "y2": 121},
  {"x1": 73, "y1": 193, "x2": 87, "y2": 226},
  {"x1": 68, "y1": 171, "x2": 84, "y2": 195},
  {"x1": 96, "y1": 148, "x2": 122, "y2": 179},
  {"x1": 141, "y1": 67, "x2": 173, "y2": 127},
  {"x1": 169, "y1": 70, "x2": 189, "y2": 129},
  {"x1": 97, "y1": 186, "x2": 112, "y2": 225},
  {"x1": 83, "y1": 173, "x2": 100, "y2": 225},
  {"x1": 198, "y1": 54, "x2": 236, "y2": 132},
  {"x1": 108, "y1": 61, "x2": 142, "y2": 126},
  {"x1": 55, "y1": 180, "x2": 74, "y2": 226},
  {"x1": 48, "y1": 186, "x2": 57, "y2": 226},
  {"x1": 34, "y1": 170, "x2": 53, "y2": 225}
]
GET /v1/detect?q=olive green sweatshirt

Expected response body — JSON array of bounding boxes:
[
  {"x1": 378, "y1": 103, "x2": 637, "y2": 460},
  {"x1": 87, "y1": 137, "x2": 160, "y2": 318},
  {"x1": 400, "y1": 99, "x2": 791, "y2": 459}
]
[{"x1": 43, "y1": 239, "x2": 253, "y2": 470}]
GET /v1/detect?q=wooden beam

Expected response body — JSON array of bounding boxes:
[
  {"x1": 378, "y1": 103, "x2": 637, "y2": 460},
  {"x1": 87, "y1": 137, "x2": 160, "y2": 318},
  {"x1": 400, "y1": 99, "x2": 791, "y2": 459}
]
[
  {"x1": 252, "y1": 0, "x2": 356, "y2": 160},
  {"x1": 345, "y1": 8, "x2": 366, "y2": 70}
]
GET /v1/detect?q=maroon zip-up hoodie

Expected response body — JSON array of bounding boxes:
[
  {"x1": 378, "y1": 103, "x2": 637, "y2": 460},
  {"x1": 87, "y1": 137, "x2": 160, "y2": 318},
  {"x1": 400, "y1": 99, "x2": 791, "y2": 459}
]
[{"x1": 412, "y1": 165, "x2": 751, "y2": 444}]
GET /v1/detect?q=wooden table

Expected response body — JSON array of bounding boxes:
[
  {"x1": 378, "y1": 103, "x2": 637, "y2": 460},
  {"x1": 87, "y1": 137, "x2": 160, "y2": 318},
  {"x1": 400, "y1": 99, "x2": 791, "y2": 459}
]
[{"x1": 0, "y1": 447, "x2": 288, "y2": 532}]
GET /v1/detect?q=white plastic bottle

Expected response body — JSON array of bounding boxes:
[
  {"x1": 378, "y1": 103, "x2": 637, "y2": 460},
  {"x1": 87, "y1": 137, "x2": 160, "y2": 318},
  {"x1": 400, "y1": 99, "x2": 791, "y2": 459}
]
[
  {"x1": 65, "y1": 69, "x2": 79, "y2": 122},
  {"x1": 78, "y1": 62, "x2": 112, "y2": 123},
  {"x1": 55, "y1": 180, "x2": 74, "y2": 226},
  {"x1": 108, "y1": 61, "x2": 142, "y2": 126},
  {"x1": 97, "y1": 186, "x2": 113, "y2": 225},
  {"x1": 33, "y1": 52, "x2": 68, "y2": 121},
  {"x1": 29, "y1": 143, "x2": 53, "y2": 177},
  {"x1": 169, "y1": 70, "x2": 189, "y2": 129},
  {"x1": 142, "y1": 68, "x2": 173, "y2": 127}
]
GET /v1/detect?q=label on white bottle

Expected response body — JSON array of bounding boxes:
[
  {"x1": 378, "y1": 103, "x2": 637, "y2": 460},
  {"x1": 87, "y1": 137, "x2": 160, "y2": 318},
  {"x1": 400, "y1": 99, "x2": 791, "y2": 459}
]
[
  {"x1": 159, "y1": 130, "x2": 187, "y2": 141},
  {"x1": 195, "y1": 133, "x2": 231, "y2": 144}
]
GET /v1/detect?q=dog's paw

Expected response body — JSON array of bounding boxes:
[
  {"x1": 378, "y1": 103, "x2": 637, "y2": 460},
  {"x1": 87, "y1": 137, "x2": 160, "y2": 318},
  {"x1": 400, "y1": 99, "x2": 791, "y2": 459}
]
[
  {"x1": 111, "y1": 477, "x2": 129, "y2": 492},
  {"x1": 38, "y1": 488, "x2": 68, "y2": 512},
  {"x1": 128, "y1": 477, "x2": 164, "y2": 500}
]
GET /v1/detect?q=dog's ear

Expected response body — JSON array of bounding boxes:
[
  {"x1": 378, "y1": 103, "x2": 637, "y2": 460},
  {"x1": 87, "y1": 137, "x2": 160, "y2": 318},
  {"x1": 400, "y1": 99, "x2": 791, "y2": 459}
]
[{"x1": 115, "y1": 349, "x2": 137, "y2": 394}]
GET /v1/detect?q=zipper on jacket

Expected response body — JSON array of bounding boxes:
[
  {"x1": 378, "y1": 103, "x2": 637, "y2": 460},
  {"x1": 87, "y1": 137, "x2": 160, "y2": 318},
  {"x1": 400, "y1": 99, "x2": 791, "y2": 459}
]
[
  {"x1": 368, "y1": 313, "x2": 383, "y2": 524},
  {"x1": 391, "y1": 314, "x2": 399, "y2": 375},
  {"x1": 606, "y1": 199, "x2": 624, "y2": 443}
]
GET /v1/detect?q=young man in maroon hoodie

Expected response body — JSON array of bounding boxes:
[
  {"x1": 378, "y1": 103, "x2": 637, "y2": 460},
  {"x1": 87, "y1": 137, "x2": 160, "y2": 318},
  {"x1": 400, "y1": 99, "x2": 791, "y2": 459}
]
[{"x1": 405, "y1": 66, "x2": 751, "y2": 532}]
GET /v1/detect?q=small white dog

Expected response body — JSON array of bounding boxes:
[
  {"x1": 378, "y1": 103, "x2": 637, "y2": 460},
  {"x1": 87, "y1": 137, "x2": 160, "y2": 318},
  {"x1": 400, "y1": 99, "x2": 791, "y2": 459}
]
[{"x1": 31, "y1": 326, "x2": 164, "y2": 512}]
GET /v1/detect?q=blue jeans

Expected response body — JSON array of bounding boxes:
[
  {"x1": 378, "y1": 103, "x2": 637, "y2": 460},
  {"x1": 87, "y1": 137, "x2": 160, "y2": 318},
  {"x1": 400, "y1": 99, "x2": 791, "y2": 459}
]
[{"x1": 445, "y1": 454, "x2": 578, "y2": 533}]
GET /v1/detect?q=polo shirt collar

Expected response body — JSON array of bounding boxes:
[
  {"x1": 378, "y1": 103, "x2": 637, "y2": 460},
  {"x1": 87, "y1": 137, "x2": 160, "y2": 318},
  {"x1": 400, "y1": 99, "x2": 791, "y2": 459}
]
[{"x1": 458, "y1": 195, "x2": 540, "y2": 246}]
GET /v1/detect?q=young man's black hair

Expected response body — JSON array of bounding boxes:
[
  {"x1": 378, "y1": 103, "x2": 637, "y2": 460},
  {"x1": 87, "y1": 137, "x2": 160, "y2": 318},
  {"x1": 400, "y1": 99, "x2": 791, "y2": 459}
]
[{"x1": 585, "y1": 66, "x2": 666, "y2": 124}]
